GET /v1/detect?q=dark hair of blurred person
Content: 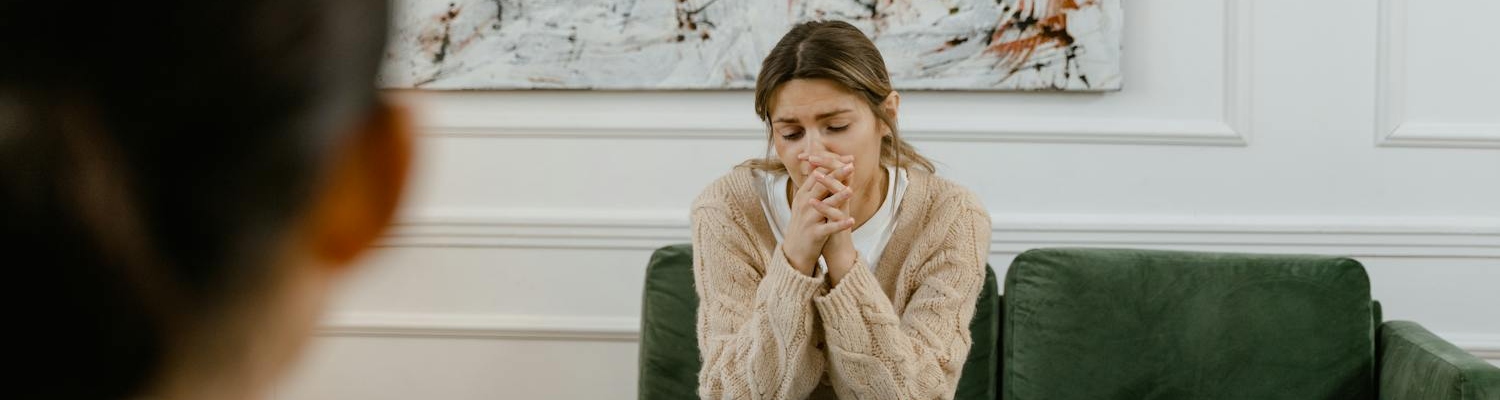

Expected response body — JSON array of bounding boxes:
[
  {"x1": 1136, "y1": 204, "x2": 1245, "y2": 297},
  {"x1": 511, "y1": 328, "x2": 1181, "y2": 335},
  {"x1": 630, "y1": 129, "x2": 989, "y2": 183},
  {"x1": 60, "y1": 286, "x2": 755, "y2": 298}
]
[{"x1": 1, "y1": 1, "x2": 412, "y2": 398}]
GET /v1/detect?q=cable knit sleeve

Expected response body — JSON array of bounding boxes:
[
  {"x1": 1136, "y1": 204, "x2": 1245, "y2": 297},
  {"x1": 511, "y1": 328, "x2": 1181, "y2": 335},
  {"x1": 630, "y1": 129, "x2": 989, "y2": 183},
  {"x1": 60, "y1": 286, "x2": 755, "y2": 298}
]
[
  {"x1": 692, "y1": 191, "x2": 828, "y2": 400},
  {"x1": 813, "y1": 194, "x2": 990, "y2": 400}
]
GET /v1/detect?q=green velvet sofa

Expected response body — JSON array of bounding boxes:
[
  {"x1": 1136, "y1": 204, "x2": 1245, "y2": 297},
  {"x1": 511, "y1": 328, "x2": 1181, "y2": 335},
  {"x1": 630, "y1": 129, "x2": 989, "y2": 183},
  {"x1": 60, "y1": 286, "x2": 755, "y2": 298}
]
[{"x1": 639, "y1": 245, "x2": 1500, "y2": 399}]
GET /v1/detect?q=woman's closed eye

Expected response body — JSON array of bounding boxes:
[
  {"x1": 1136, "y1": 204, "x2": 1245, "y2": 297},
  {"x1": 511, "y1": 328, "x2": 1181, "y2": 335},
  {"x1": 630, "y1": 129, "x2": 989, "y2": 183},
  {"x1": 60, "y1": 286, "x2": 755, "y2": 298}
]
[{"x1": 778, "y1": 124, "x2": 844, "y2": 139}]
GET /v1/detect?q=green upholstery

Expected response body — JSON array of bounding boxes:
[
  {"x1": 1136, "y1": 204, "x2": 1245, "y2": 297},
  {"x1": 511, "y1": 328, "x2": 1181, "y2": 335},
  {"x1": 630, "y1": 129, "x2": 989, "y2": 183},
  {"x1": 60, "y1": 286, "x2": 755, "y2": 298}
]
[
  {"x1": 1378, "y1": 321, "x2": 1500, "y2": 400},
  {"x1": 638, "y1": 244, "x2": 1001, "y2": 399},
  {"x1": 960, "y1": 261, "x2": 1002, "y2": 400},
  {"x1": 1374, "y1": 300, "x2": 1384, "y2": 330},
  {"x1": 642, "y1": 245, "x2": 1497, "y2": 399},
  {"x1": 638, "y1": 244, "x2": 699, "y2": 399},
  {"x1": 1004, "y1": 248, "x2": 1376, "y2": 399}
]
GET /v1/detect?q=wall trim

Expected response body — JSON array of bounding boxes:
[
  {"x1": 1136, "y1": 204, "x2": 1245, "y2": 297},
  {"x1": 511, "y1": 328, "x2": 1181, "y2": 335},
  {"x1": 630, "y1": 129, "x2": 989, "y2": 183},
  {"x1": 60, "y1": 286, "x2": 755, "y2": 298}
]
[
  {"x1": 319, "y1": 313, "x2": 639, "y2": 341},
  {"x1": 1375, "y1": 0, "x2": 1500, "y2": 149},
  {"x1": 384, "y1": 208, "x2": 1500, "y2": 259},
  {"x1": 1441, "y1": 333, "x2": 1500, "y2": 361},
  {"x1": 987, "y1": 214, "x2": 1500, "y2": 258},
  {"x1": 403, "y1": 1, "x2": 1253, "y2": 147},
  {"x1": 384, "y1": 209, "x2": 689, "y2": 250},
  {"x1": 317, "y1": 313, "x2": 1500, "y2": 361}
]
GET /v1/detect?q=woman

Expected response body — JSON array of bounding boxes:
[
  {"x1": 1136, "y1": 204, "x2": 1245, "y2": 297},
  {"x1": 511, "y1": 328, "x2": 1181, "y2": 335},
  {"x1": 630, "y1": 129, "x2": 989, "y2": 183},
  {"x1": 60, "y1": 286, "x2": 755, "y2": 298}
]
[
  {"x1": 3, "y1": 1, "x2": 410, "y2": 398},
  {"x1": 691, "y1": 20, "x2": 991, "y2": 399}
]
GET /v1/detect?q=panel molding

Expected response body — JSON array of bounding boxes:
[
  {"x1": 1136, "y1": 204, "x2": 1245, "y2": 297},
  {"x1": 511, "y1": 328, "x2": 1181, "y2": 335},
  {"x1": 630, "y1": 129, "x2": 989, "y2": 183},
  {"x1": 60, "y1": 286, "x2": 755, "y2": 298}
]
[
  {"x1": 1442, "y1": 334, "x2": 1500, "y2": 361},
  {"x1": 385, "y1": 208, "x2": 1500, "y2": 259},
  {"x1": 317, "y1": 313, "x2": 1500, "y2": 361},
  {"x1": 1375, "y1": 0, "x2": 1500, "y2": 148},
  {"x1": 406, "y1": 1, "x2": 1253, "y2": 147},
  {"x1": 320, "y1": 313, "x2": 639, "y2": 341},
  {"x1": 385, "y1": 209, "x2": 689, "y2": 250}
]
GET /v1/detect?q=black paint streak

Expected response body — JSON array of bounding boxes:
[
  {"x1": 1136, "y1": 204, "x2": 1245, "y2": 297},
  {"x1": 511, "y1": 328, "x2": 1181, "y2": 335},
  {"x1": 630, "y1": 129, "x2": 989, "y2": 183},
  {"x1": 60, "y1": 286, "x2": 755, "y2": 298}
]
[
  {"x1": 684, "y1": 0, "x2": 722, "y2": 15},
  {"x1": 620, "y1": 0, "x2": 640, "y2": 32},
  {"x1": 675, "y1": 0, "x2": 722, "y2": 42},
  {"x1": 492, "y1": 0, "x2": 503, "y2": 26},
  {"x1": 433, "y1": 3, "x2": 460, "y2": 63},
  {"x1": 855, "y1": 0, "x2": 879, "y2": 20},
  {"x1": 990, "y1": 2, "x2": 1092, "y2": 89},
  {"x1": 917, "y1": 53, "x2": 966, "y2": 72},
  {"x1": 1069, "y1": 45, "x2": 1089, "y2": 88},
  {"x1": 1007, "y1": 10, "x2": 1074, "y2": 47},
  {"x1": 1010, "y1": 10, "x2": 1037, "y2": 32},
  {"x1": 414, "y1": 74, "x2": 439, "y2": 87}
]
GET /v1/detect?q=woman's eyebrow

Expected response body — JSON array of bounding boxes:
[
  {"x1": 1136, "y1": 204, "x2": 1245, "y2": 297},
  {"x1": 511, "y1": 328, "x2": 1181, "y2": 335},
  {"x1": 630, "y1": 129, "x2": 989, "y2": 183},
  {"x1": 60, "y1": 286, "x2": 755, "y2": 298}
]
[
  {"x1": 773, "y1": 108, "x2": 853, "y2": 124},
  {"x1": 816, "y1": 109, "x2": 853, "y2": 120}
]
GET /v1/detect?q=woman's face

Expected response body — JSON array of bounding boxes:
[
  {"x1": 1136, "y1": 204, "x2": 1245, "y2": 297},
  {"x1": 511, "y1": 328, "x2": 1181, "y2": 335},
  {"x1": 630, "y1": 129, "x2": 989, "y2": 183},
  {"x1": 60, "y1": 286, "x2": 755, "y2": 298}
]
[{"x1": 769, "y1": 78, "x2": 895, "y2": 194}]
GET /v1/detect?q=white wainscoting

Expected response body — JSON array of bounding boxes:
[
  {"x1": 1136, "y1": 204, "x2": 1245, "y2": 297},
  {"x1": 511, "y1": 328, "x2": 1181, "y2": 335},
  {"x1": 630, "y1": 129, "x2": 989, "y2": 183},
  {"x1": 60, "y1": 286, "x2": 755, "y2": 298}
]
[
  {"x1": 279, "y1": 211, "x2": 1497, "y2": 399},
  {"x1": 308, "y1": 209, "x2": 1500, "y2": 363},
  {"x1": 1375, "y1": 0, "x2": 1500, "y2": 148},
  {"x1": 384, "y1": 208, "x2": 1500, "y2": 258},
  {"x1": 277, "y1": 0, "x2": 1500, "y2": 398},
  {"x1": 313, "y1": 312, "x2": 1500, "y2": 360}
]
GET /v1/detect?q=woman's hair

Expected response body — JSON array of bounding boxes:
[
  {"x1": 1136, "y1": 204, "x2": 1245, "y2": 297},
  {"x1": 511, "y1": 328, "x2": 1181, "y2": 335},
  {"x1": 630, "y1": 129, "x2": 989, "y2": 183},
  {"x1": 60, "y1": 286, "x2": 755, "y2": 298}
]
[
  {"x1": 746, "y1": 20, "x2": 935, "y2": 173},
  {"x1": 0, "y1": 0, "x2": 389, "y2": 397}
]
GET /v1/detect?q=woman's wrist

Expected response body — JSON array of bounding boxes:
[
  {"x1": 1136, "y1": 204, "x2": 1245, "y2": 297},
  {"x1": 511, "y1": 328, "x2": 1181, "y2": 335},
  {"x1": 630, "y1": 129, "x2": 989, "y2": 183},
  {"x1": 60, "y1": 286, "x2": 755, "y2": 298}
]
[
  {"x1": 783, "y1": 243, "x2": 819, "y2": 276},
  {"x1": 823, "y1": 233, "x2": 856, "y2": 285}
]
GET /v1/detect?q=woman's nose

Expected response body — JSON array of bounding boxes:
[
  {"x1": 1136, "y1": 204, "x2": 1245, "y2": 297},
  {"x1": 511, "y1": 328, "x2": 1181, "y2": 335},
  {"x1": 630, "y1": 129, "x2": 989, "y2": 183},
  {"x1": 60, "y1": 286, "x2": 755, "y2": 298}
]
[{"x1": 803, "y1": 131, "x2": 827, "y2": 154}]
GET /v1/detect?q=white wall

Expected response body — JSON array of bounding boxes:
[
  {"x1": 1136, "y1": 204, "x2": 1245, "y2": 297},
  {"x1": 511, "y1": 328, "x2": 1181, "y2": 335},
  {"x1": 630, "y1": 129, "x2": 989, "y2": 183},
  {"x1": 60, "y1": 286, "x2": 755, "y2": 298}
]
[{"x1": 277, "y1": 0, "x2": 1500, "y2": 398}]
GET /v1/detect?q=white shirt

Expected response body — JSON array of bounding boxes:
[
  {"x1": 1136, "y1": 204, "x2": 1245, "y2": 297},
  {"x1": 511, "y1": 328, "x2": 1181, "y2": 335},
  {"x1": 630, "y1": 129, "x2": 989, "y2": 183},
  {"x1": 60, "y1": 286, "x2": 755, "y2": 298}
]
[{"x1": 753, "y1": 166, "x2": 908, "y2": 274}]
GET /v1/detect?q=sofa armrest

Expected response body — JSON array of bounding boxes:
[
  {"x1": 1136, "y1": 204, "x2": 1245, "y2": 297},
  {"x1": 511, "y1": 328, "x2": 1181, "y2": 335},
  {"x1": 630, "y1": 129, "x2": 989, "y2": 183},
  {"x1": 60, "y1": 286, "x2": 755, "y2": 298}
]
[{"x1": 1378, "y1": 321, "x2": 1500, "y2": 400}]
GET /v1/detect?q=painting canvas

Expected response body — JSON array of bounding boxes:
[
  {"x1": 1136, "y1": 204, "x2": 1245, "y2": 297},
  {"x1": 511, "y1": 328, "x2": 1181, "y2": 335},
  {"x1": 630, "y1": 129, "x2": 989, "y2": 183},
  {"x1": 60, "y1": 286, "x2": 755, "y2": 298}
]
[{"x1": 381, "y1": 0, "x2": 1123, "y2": 91}]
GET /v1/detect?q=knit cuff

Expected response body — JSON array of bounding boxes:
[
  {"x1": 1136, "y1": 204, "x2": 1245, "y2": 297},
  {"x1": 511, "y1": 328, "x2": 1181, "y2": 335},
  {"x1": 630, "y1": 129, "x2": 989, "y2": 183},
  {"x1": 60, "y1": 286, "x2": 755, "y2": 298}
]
[
  {"x1": 757, "y1": 245, "x2": 827, "y2": 302},
  {"x1": 814, "y1": 259, "x2": 883, "y2": 324}
]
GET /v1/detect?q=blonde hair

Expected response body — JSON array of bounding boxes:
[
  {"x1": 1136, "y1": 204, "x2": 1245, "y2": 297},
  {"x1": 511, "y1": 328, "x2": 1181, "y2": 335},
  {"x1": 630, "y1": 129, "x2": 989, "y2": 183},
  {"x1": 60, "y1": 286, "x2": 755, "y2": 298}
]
[{"x1": 743, "y1": 20, "x2": 935, "y2": 173}]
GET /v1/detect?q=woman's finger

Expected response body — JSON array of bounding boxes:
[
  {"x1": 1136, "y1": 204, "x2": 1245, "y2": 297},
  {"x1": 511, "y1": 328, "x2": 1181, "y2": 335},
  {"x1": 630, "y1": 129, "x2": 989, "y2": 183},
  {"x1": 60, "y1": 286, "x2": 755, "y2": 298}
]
[
  {"x1": 806, "y1": 153, "x2": 848, "y2": 172},
  {"x1": 820, "y1": 184, "x2": 853, "y2": 208},
  {"x1": 809, "y1": 196, "x2": 851, "y2": 222},
  {"x1": 801, "y1": 152, "x2": 852, "y2": 164},
  {"x1": 827, "y1": 162, "x2": 854, "y2": 182},
  {"x1": 814, "y1": 169, "x2": 850, "y2": 195},
  {"x1": 797, "y1": 170, "x2": 834, "y2": 202},
  {"x1": 811, "y1": 217, "x2": 855, "y2": 237},
  {"x1": 796, "y1": 181, "x2": 847, "y2": 226}
]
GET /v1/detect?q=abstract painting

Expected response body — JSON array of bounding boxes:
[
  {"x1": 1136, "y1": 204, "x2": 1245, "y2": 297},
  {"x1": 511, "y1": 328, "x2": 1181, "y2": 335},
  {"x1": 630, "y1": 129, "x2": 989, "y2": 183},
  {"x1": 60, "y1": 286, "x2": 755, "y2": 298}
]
[{"x1": 381, "y1": 0, "x2": 1123, "y2": 91}]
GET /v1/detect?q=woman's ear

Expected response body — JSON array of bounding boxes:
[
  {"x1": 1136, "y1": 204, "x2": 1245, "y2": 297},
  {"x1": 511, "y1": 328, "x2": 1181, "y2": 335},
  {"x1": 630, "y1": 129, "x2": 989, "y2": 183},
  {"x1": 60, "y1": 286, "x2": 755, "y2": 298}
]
[
  {"x1": 303, "y1": 99, "x2": 414, "y2": 270},
  {"x1": 882, "y1": 91, "x2": 901, "y2": 136}
]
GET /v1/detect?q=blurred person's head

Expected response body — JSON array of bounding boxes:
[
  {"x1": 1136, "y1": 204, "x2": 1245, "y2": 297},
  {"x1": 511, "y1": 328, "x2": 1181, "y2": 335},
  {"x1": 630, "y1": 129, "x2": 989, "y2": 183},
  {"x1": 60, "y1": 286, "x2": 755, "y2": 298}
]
[
  {"x1": 748, "y1": 20, "x2": 934, "y2": 191},
  {"x1": 1, "y1": 1, "x2": 410, "y2": 398}
]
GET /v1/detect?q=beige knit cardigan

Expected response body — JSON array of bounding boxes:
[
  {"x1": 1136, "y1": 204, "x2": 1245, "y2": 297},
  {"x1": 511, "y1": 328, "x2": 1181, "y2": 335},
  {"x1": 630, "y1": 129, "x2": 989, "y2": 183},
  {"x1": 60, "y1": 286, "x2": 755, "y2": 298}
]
[{"x1": 691, "y1": 165, "x2": 991, "y2": 400}]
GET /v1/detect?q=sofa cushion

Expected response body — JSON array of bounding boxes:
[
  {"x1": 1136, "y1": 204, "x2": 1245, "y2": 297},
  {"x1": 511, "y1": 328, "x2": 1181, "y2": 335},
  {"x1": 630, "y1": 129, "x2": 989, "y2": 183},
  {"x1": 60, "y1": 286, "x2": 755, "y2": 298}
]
[{"x1": 1003, "y1": 248, "x2": 1374, "y2": 400}]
